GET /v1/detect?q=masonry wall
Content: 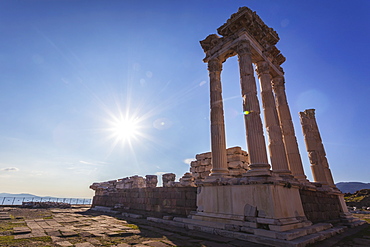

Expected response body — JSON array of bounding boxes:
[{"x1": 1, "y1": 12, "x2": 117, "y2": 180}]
[
  {"x1": 92, "y1": 187, "x2": 197, "y2": 217},
  {"x1": 299, "y1": 189, "x2": 342, "y2": 223}
]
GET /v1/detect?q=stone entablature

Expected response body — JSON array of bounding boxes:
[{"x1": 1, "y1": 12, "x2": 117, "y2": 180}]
[{"x1": 200, "y1": 7, "x2": 285, "y2": 76}]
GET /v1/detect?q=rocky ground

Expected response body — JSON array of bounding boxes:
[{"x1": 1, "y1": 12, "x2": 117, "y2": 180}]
[
  {"x1": 0, "y1": 206, "x2": 369, "y2": 247},
  {"x1": 345, "y1": 189, "x2": 370, "y2": 208}
]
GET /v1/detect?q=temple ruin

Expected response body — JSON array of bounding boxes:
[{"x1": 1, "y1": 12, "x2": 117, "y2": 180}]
[{"x1": 90, "y1": 7, "x2": 365, "y2": 246}]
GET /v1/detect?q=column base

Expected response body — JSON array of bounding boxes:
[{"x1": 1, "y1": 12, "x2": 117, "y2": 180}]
[
  {"x1": 243, "y1": 163, "x2": 271, "y2": 177},
  {"x1": 293, "y1": 174, "x2": 310, "y2": 183},
  {"x1": 273, "y1": 169, "x2": 295, "y2": 180},
  {"x1": 209, "y1": 168, "x2": 229, "y2": 177}
]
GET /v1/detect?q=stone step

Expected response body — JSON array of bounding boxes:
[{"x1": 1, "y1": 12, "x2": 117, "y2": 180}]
[
  {"x1": 147, "y1": 217, "x2": 186, "y2": 228},
  {"x1": 121, "y1": 212, "x2": 143, "y2": 219},
  {"x1": 343, "y1": 219, "x2": 366, "y2": 228},
  {"x1": 91, "y1": 206, "x2": 119, "y2": 214},
  {"x1": 274, "y1": 223, "x2": 330, "y2": 241},
  {"x1": 289, "y1": 226, "x2": 346, "y2": 247},
  {"x1": 173, "y1": 217, "x2": 226, "y2": 229},
  {"x1": 148, "y1": 216, "x2": 351, "y2": 246}
]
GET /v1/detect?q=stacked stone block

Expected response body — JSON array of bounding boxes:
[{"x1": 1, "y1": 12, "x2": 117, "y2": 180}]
[
  {"x1": 145, "y1": 175, "x2": 158, "y2": 188},
  {"x1": 299, "y1": 189, "x2": 342, "y2": 223},
  {"x1": 92, "y1": 187, "x2": 197, "y2": 216},
  {"x1": 90, "y1": 180, "x2": 117, "y2": 196},
  {"x1": 226, "y1": 146, "x2": 249, "y2": 176},
  {"x1": 162, "y1": 173, "x2": 176, "y2": 187},
  {"x1": 90, "y1": 175, "x2": 158, "y2": 195},
  {"x1": 190, "y1": 146, "x2": 249, "y2": 181},
  {"x1": 116, "y1": 175, "x2": 146, "y2": 189},
  {"x1": 163, "y1": 173, "x2": 196, "y2": 187}
]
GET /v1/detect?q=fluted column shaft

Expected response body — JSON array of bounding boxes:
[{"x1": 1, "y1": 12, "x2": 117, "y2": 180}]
[
  {"x1": 208, "y1": 58, "x2": 229, "y2": 176},
  {"x1": 256, "y1": 62, "x2": 290, "y2": 174},
  {"x1": 237, "y1": 41, "x2": 270, "y2": 175},
  {"x1": 306, "y1": 110, "x2": 335, "y2": 187},
  {"x1": 299, "y1": 109, "x2": 328, "y2": 185},
  {"x1": 272, "y1": 76, "x2": 307, "y2": 181}
]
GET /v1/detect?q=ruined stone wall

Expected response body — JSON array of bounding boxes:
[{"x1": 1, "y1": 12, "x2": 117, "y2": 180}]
[
  {"x1": 299, "y1": 189, "x2": 342, "y2": 223},
  {"x1": 190, "y1": 146, "x2": 249, "y2": 181},
  {"x1": 92, "y1": 187, "x2": 197, "y2": 217}
]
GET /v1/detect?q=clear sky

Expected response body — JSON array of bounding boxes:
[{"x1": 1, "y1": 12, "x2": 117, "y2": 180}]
[{"x1": 1, "y1": 0, "x2": 369, "y2": 198}]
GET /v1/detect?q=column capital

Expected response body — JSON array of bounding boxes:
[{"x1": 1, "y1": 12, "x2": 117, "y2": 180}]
[
  {"x1": 208, "y1": 58, "x2": 222, "y2": 72},
  {"x1": 272, "y1": 76, "x2": 286, "y2": 90},
  {"x1": 301, "y1": 109, "x2": 316, "y2": 119},
  {"x1": 236, "y1": 39, "x2": 251, "y2": 55},
  {"x1": 255, "y1": 61, "x2": 270, "y2": 76}
]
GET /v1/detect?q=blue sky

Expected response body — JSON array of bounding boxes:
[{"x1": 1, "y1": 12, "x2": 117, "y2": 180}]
[{"x1": 1, "y1": 0, "x2": 369, "y2": 197}]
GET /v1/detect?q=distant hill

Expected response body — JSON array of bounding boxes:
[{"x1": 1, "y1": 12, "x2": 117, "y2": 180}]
[
  {"x1": 336, "y1": 182, "x2": 370, "y2": 193},
  {"x1": 0, "y1": 193, "x2": 40, "y2": 198},
  {"x1": 0, "y1": 193, "x2": 91, "y2": 206}
]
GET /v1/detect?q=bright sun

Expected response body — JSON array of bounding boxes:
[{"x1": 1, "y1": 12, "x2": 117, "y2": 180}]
[{"x1": 112, "y1": 118, "x2": 139, "y2": 142}]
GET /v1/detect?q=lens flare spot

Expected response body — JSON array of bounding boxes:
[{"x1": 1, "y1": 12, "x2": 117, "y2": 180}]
[
  {"x1": 243, "y1": 111, "x2": 251, "y2": 115},
  {"x1": 153, "y1": 118, "x2": 173, "y2": 130}
]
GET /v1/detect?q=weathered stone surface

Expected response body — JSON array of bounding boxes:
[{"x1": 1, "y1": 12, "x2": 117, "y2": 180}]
[
  {"x1": 145, "y1": 175, "x2": 158, "y2": 188},
  {"x1": 244, "y1": 204, "x2": 257, "y2": 217},
  {"x1": 300, "y1": 109, "x2": 336, "y2": 188},
  {"x1": 190, "y1": 146, "x2": 249, "y2": 181},
  {"x1": 55, "y1": 241, "x2": 74, "y2": 247},
  {"x1": 162, "y1": 173, "x2": 176, "y2": 187},
  {"x1": 13, "y1": 226, "x2": 31, "y2": 234},
  {"x1": 75, "y1": 243, "x2": 95, "y2": 247}
]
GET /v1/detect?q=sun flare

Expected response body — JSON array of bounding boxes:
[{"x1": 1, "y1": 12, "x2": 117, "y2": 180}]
[{"x1": 111, "y1": 117, "x2": 140, "y2": 142}]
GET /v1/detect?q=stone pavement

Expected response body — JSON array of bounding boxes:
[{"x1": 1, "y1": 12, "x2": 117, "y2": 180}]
[
  {"x1": 2, "y1": 206, "x2": 369, "y2": 246},
  {"x1": 3, "y1": 206, "x2": 266, "y2": 246}
]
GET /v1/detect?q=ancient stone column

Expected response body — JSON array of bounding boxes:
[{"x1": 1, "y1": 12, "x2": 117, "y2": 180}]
[
  {"x1": 208, "y1": 58, "x2": 229, "y2": 176},
  {"x1": 272, "y1": 76, "x2": 307, "y2": 182},
  {"x1": 299, "y1": 109, "x2": 335, "y2": 187},
  {"x1": 255, "y1": 61, "x2": 291, "y2": 175},
  {"x1": 236, "y1": 40, "x2": 271, "y2": 176}
]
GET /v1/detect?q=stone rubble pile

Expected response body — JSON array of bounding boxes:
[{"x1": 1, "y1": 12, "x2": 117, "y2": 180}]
[
  {"x1": 116, "y1": 175, "x2": 146, "y2": 189},
  {"x1": 190, "y1": 146, "x2": 249, "y2": 181},
  {"x1": 162, "y1": 172, "x2": 195, "y2": 187},
  {"x1": 90, "y1": 175, "x2": 159, "y2": 195}
]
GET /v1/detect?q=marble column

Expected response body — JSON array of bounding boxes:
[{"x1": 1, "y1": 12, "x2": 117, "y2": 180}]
[
  {"x1": 272, "y1": 76, "x2": 307, "y2": 181},
  {"x1": 208, "y1": 58, "x2": 229, "y2": 176},
  {"x1": 236, "y1": 40, "x2": 271, "y2": 176},
  {"x1": 300, "y1": 109, "x2": 335, "y2": 187},
  {"x1": 256, "y1": 62, "x2": 291, "y2": 175},
  {"x1": 299, "y1": 109, "x2": 331, "y2": 185}
]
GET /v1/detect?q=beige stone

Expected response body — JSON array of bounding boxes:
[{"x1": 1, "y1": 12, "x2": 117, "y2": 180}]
[
  {"x1": 255, "y1": 61, "x2": 291, "y2": 175},
  {"x1": 162, "y1": 173, "x2": 176, "y2": 187},
  {"x1": 272, "y1": 76, "x2": 308, "y2": 182},
  {"x1": 299, "y1": 109, "x2": 335, "y2": 187},
  {"x1": 196, "y1": 184, "x2": 305, "y2": 222},
  {"x1": 207, "y1": 58, "x2": 229, "y2": 177}
]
